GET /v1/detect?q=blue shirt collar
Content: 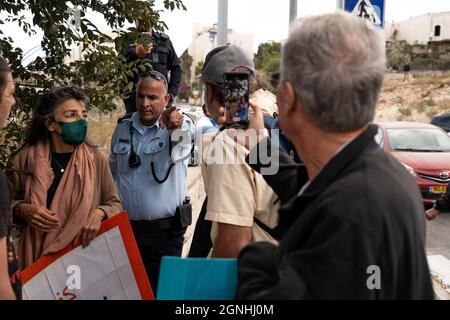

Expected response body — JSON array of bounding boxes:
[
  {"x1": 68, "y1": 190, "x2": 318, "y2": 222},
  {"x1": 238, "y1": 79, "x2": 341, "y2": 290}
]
[{"x1": 131, "y1": 112, "x2": 161, "y2": 135}]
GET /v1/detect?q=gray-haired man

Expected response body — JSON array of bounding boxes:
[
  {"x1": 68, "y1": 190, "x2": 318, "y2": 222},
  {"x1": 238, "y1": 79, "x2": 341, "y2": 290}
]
[{"x1": 236, "y1": 12, "x2": 434, "y2": 299}]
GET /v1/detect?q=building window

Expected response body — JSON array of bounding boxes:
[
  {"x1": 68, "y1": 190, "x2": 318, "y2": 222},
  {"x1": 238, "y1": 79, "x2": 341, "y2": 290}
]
[{"x1": 434, "y1": 25, "x2": 441, "y2": 37}]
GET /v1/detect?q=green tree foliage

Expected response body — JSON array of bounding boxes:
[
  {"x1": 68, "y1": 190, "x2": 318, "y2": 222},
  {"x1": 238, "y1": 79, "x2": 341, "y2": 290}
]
[
  {"x1": 180, "y1": 49, "x2": 193, "y2": 83},
  {"x1": 386, "y1": 39, "x2": 450, "y2": 71},
  {"x1": 191, "y1": 60, "x2": 204, "y2": 99},
  {"x1": 194, "y1": 60, "x2": 203, "y2": 77},
  {"x1": 254, "y1": 41, "x2": 281, "y2": 78},
  {"x1": 386, "y1": 40, "x2": 411, "y2": 70},
  {"x1": 178, "y1": 48, "x2": 192, "y2": 100},
  {"x1": 0, "y1": 0, "x2": 185, "y2": 167}
]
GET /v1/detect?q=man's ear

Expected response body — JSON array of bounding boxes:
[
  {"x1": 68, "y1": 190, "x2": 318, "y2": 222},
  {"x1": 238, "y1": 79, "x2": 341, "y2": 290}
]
[
  {"x1": 279, "y1": 81, "x2": 298, "y2": 114},
  {"x1": 164, "y1": 93, "x2": 170, "y2": 106}
]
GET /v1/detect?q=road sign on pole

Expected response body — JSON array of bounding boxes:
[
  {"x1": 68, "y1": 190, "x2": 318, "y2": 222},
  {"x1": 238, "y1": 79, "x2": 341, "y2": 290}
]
[{"x1": 344, "y1": 0, "x2": 385, "y2": 29}]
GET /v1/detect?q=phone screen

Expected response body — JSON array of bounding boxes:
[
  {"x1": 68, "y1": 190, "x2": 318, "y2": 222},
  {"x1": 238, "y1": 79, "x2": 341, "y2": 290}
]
[{"x1": 223, "y1": 72, "x2": 249, "y2": 123}]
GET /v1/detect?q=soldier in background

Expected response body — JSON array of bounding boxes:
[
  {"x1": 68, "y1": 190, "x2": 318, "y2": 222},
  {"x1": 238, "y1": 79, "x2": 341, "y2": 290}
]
[{"x1": 123, "y1": 18, "x2": 181, "y2": 112}]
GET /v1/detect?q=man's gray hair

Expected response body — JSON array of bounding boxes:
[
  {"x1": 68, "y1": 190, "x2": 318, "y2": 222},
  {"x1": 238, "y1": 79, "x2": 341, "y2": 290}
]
[{"x1": 280, "y1": 12, "x2": 386, "y2": 132}]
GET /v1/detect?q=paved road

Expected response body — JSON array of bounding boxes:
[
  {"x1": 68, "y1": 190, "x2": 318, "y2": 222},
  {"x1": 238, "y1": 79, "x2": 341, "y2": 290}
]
[
  {"x1": 425, "y1": 211, "x2": 450, "y2": 299},
  {"x1": 426, "y1": 211, "x2": 450, "y2": 259}
]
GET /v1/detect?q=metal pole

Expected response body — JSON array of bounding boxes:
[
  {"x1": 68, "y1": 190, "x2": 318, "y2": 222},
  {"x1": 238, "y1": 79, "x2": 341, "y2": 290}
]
[
  {"x1": 336, "y1": 0, "x2": 345, "y2": 10},
  {"x1": 217, "y1": 0, "x2": 228, "y2": 46},
  {"x1": 289, "y1": 0, "x2": 298, "y2": 29}
]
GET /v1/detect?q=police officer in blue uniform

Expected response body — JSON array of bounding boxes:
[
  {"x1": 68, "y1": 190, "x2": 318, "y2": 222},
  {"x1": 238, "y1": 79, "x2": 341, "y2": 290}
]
[
  {"x1": 110, "y1": 71, "x2": 194, "y2": 291},
  {"x1": 123, "y1": 18, "x2": 182, "y2": 113}
]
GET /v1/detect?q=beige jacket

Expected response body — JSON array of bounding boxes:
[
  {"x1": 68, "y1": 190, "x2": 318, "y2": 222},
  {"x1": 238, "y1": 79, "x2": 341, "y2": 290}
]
[
  {"x1": 201, "y1": 88, "x2": 280, "y2": 247},
  {"x1": 8, "y1": 144, "x2": 122, "y2": 268}
]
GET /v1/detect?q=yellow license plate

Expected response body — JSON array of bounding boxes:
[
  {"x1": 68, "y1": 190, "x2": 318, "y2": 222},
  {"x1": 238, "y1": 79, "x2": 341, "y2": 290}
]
[{"x1": 430, "y1": 186, "x2": 447, "y2": 194}]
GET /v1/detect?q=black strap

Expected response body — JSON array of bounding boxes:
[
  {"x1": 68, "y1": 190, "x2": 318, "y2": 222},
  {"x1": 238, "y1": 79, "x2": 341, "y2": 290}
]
[
  {"x1": 151, "y1": 161, "x2": 175, "y2": 184},
  {"x1": 128, "y1": 122, "x2": 141, "y2": 168},
  {"x1": 129, "y1": 121, "x2": 175, "y2": 183},
  {"x1": 254, "y1": 217, "x2": 280, "y2": 241},
  {"x1": 150, "y1": 134, "x2": 175, "y2": 184},
  {"x1": 129, "y1": 122, "x2": 135, "y2": 143}
]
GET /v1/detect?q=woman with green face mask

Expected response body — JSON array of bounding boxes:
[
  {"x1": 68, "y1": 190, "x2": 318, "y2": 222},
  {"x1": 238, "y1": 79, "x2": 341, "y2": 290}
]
[{"x1": 7, "y1": 87, "x2": 122, "y2": 270}]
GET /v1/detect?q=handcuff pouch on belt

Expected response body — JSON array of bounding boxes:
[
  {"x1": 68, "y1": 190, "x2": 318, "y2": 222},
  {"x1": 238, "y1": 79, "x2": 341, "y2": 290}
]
[{"x1": 174, "y1": 196, "x2": 192, "y2": 231}]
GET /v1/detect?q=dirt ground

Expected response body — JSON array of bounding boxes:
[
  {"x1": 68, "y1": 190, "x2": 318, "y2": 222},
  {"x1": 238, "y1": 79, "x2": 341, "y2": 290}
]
[{"x1": 376, "y1": 72, "x2": 450, "y2": 123}]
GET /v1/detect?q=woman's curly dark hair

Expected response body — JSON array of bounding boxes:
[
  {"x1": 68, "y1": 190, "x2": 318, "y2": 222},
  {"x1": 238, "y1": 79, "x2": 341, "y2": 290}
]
[{"x1": 25, "y1": 87, "x2": 90, "y2": 146}]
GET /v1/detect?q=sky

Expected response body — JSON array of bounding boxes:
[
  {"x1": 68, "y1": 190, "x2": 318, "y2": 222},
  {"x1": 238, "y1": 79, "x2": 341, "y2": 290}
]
[
  {"x1": 2, "y1": 0, "x2": 450, "y2": 62},
  {"x1": 159, "y1": 0, "x2": 450, "y2": 54}
]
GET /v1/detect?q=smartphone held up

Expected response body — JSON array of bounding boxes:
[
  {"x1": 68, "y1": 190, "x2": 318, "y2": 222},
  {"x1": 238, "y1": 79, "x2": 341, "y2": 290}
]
[{"x1": 223, "y1": 72, "x2": 249, "y2": 125}]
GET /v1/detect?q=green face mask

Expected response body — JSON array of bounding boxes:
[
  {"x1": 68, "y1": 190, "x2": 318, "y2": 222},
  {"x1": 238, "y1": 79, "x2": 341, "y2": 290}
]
[{"x1": 57, "y1": 119, "x2": 88, "y2": 146}]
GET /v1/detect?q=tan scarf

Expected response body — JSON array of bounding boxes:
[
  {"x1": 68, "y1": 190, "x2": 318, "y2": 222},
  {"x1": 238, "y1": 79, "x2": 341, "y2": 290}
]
[{"x1": 18, "y1": 139, "x2": 95, "y2": 269}]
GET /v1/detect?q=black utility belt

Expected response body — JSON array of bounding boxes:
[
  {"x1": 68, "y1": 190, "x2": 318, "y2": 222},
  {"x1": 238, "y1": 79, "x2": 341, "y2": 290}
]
[{"x1": 131, "y1": 197, "x2": 192, "y2": 233}]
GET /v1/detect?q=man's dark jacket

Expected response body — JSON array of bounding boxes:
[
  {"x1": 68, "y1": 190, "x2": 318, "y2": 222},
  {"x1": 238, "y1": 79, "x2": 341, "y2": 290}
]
[
  {"x1": 125, "y1": 31, "x2": 181, "y2": 98},
  {"x1": 236, "y1": 124, "x2": 434, "y2": 300}
]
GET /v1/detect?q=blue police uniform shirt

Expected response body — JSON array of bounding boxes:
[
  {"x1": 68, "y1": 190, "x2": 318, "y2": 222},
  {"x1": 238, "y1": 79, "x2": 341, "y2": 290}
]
[{"x1": 109, "y1": 112, "x2": 194, "y2": 221}]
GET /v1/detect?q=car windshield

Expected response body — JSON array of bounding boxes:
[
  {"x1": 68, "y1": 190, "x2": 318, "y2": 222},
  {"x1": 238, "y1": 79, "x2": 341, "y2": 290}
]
[{"x1": 387, "y1": 128, "x2": 450, "y2": 152}]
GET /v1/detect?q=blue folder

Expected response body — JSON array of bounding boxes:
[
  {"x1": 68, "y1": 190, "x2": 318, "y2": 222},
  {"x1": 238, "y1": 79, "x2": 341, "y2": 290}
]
[{"x1": 157, "y1": 256, "x2": 238, "y2": 300}]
